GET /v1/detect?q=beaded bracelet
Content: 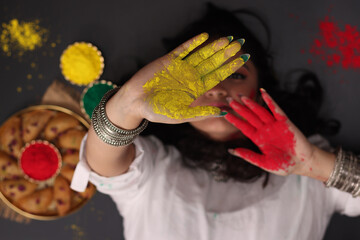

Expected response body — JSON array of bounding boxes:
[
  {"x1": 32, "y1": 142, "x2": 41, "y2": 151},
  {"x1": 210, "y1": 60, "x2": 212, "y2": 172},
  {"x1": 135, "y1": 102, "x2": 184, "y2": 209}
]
[
  {"x1": 91, "y1": 87, "x2": 148, "y2": 146},
  {"x1": 325, "y1": 148, "x2": 360, "y2": 197}
]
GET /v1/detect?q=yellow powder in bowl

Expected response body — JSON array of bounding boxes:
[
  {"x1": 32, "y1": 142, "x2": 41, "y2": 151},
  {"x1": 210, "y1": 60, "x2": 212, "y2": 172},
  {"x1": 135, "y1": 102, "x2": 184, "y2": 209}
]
[{"x1": 60, "y1": 42, "x2": 104, "y2": 85}]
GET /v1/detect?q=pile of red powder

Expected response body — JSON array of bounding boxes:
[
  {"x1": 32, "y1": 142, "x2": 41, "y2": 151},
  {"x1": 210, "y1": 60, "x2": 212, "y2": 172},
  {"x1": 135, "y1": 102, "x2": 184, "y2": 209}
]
[
  {"x1": 20, "y1": 142, "x2": 61, "y2": 181},
  {"x1": 310, "y1": 16, "x2": 360, "y2": 69}
]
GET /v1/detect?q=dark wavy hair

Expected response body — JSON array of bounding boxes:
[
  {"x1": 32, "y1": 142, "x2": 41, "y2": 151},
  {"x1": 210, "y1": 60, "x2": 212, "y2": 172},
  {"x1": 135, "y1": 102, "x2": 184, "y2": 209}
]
[{"x1": 142, "y1": 3, "x2": 340, "y2": 185}]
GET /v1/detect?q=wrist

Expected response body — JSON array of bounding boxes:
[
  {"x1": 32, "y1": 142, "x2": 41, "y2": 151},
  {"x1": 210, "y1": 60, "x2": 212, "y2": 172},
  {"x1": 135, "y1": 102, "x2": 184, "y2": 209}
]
[
  {"x1": 303, "y1": 145, "x2": 336, "y2": 182},
  {"x1": 105, "y1": 87, "x2": 144, "y2": 130},
  {"x1": 91, "y1": 87, "x2": 148, "y2": 147}
]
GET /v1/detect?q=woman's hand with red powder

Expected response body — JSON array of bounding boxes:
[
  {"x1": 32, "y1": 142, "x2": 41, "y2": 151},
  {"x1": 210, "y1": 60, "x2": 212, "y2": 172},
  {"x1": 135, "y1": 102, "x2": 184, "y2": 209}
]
[{"x1": 224, "y1": 89, "x2": 316, "y2": 176}]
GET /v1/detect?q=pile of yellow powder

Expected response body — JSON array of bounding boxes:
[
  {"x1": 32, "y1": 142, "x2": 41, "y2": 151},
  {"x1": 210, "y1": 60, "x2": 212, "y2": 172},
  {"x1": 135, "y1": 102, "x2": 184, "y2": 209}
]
[
  {"x1": 0, "y1": 19, "x2": 48, "y2": 56},
  {"x1": 60, "y1": 42, "x2": 104, "y2": 85}
]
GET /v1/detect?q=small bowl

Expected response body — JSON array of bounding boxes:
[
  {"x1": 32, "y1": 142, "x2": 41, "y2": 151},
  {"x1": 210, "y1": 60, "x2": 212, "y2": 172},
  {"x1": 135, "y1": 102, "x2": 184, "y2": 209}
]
[
  {"x1": 80, "y1": 80, "x2": 117, "y2": 121},
  {"x1": 19, "y1": 140, "x2": 62, "y2": 184},
  {"x1": 60, "y1": 42, "x2": 104, "y2": 86}
]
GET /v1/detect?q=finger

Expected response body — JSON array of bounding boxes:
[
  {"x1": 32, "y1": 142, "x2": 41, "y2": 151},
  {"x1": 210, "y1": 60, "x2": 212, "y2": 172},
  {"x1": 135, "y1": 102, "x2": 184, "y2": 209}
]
[
  {"x1": 170, "y1": 33, "x2": 209, "y2": 60},
  {"x1": 196, "y1": 41, "x2": 241, "y2": 76},
  {"x1": 224, "y1": 112, "x2": 256, "y2": 137},
  {"x1": 202, "y1": 54, "x2": 249, "y2": 91},
  {"x1": 185, "y1": 37, "x2": 231, "y2": 67},
  {"x1": 260, "y1": 88, "x2": 288, "y2": 121},
  {"x1": 229, "y1": 148, "x2": 265, "y2": 168},
  {"x1": 241, "y1": 96, "x2": 275, "y2": 124},
  {"x1": 228, "y1": 99, "x2": 264, "y2": 128}
]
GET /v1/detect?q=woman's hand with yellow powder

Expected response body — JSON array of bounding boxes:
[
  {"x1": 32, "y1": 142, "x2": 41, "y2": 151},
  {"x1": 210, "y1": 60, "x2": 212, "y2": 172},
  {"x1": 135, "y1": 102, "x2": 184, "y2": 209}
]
[{"x1": 140, "y1": 33, "x2": 249, "y2": 122}]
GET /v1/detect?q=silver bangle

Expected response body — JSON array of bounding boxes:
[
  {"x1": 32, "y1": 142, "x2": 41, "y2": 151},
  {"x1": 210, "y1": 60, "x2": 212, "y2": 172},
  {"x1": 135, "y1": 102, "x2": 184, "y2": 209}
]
[
  {"x1": 325, "y1": 147, "x2": 360, "y2": 197},
  {"x1": 91, "y1": 87, "x2": 148, "y2": 146}
]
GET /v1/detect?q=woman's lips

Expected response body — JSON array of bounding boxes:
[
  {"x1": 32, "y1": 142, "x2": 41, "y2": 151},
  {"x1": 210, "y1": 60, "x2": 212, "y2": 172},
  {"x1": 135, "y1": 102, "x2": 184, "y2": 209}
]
[{"x1": 219, "y1": 106, "x2": 232, "y2": 112}]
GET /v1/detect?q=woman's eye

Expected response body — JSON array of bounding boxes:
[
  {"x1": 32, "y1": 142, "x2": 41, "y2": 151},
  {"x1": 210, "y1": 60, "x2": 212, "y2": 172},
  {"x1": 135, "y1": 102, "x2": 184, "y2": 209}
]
[{"x1": 229, "y1": 73, "x2": 246, "y2": 80}]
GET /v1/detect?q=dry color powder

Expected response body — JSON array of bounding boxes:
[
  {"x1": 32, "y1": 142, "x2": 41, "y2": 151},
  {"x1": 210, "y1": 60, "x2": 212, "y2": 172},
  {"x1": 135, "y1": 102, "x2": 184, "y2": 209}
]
[{"x1": 0, "y1": 19, "x2": 48, "y2": 57}]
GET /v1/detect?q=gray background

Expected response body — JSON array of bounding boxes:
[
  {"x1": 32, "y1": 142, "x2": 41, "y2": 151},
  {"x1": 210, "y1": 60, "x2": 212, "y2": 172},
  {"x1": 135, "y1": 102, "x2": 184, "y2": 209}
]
[{"x1": 0, "y1": 0, "x2": 360, "y2": 239}]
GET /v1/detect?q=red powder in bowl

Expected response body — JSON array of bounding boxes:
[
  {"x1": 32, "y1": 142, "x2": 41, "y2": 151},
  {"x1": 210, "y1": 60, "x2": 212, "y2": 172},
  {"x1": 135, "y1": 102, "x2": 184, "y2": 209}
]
[{"x1": 20, "y1": 141, "x2": 61, "y2": 181}]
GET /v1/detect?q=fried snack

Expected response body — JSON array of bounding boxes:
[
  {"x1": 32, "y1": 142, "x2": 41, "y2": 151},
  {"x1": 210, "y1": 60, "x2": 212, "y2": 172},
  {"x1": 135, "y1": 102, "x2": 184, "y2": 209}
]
[
  {"x1": 53, "y1": 175, "x2": 71, "y2": 216},
  {"x1": 62, "y1": 150, "x2": 79, "y2": 166},
  {"x1": 44, "y1": 112, "x2": 80, "y2": 140},
  {"x1": 57, "y1": 129, "x2": 86, "y2": 150},
  {"x1": 22, "y1": 109, "x2": 55, "y2": 142},
  {"x1": 60, "y1": 165, "x2": 74, "y2": 183},
  {"x1": 0, "y1": 116, "x2": 23, "y2": 158},
  {"x1": 71, "y1": 192, "x2": 84, "y2": 208},
  {"x1": 0, "y1": 150, "x2": 23, "y2": 179},
  {"x1": 0, "y1": 178, "x2": 37, "y2": 202},
  {"x1": 17, "y1": 187, "x2": 53, "y2": 214},
  {"x1": 78, "y1": 183, "x2": 96, "y2": 199}
]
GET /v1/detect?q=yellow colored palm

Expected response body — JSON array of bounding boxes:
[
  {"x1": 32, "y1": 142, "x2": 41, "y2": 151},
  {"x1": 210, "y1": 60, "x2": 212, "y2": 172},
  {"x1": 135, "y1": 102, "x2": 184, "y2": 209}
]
[{"x1": 143, "y1": 33, "x2": 248, "y2": 120}]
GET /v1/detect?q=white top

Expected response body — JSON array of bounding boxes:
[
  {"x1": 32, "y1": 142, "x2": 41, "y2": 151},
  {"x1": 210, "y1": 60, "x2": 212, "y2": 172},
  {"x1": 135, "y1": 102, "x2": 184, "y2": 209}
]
[{"x1": 71, "y1": 134, "x2": 360, "y2": 240}]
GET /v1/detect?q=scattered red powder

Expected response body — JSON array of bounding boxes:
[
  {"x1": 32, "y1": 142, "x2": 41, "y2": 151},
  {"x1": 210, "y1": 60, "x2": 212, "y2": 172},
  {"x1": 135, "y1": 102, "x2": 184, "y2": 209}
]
[
  {"x1": 20, "y1": 142, "x2": 60, "y2": 181},
  {"x1": 310, "y1": 16, "x2": 360, "y2": 69},
  {"x1": 225, "y1": 94, "x2": 295, "y2": 172}
]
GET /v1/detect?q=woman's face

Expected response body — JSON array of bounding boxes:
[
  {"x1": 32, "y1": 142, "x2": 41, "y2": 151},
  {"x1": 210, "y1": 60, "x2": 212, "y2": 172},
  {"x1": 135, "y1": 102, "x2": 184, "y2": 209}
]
[{"x1": 190, "y1": 58, "x2": 259, "y2": 141}]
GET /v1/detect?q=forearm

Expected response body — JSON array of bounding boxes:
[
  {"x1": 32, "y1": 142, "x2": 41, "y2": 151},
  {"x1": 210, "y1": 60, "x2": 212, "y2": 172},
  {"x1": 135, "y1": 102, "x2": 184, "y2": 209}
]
[
  {"x1": 85, "y1": 126, "x2": 135, "y2": 177},
  {"x1": 86, "y1": 87, "x2": 144, "y2": 177}
]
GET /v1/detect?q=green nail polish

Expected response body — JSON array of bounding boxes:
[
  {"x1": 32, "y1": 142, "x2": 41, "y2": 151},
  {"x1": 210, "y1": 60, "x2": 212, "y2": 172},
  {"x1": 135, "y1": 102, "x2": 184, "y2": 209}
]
[
  {"x1": 237, "y1": 38, "x2": 245, "y2": 46},
  {"x1": 226, "y1": 36, "x2": 234, "y2": 42},
  {"x1": 220, "y1": 111, "x2": 228, "y2": 116},
  {"x1": 240, "y1": 53, "x2": 250, "y2": 63}
]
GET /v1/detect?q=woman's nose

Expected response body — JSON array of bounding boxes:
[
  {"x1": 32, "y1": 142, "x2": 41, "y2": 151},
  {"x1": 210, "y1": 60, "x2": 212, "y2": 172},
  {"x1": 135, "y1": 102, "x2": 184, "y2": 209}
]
[{"x1": 204, "y1": 82, "x2": 228, "y2": 98}]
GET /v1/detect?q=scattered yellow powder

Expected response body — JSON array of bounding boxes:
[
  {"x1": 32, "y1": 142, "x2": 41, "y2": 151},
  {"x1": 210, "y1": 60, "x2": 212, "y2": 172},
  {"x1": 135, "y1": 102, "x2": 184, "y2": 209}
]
[
  {"x1": 51, "y1": 42, "x2": 56, "y2": 47},
  {"x1": 16, "y1": 87, "x2": 22, "y2": 92},
  {"x1": 60, "y1": 42, "x2": 104, "y2": 85},
  {"x1": 0, "y1": 19, "x2": 48, "y2": 57},
  {"x1": 26, "y1": 74, "x2": 32, "y2": 79},
  {"x1": 143, "y1": 36, "x2": 244, "y2": 120},
  {"x1": 30, "y1": 62, "x2": 36, "y2": 68},
  {"x1": 70, "y1": 224, "x2": 85, "y2": 240}
]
